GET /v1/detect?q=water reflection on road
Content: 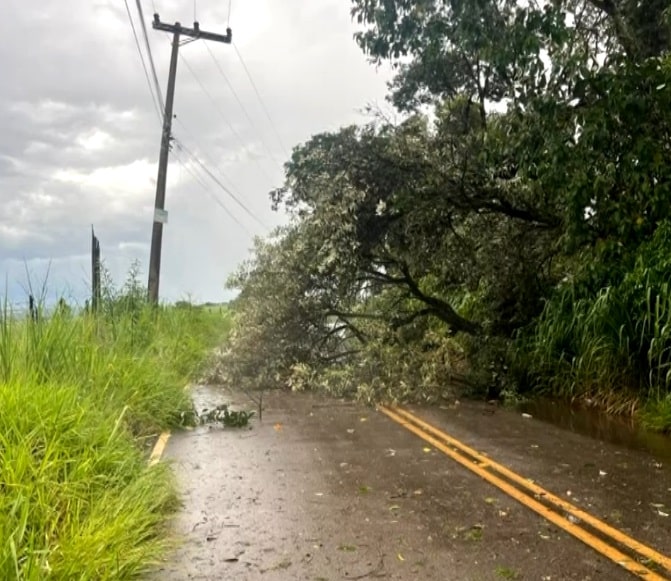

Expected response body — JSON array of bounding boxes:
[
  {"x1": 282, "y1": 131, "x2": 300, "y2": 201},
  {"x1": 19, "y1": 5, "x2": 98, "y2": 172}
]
[{"x1": 518, "y1": 398, "x2": 671, "y2": 462}]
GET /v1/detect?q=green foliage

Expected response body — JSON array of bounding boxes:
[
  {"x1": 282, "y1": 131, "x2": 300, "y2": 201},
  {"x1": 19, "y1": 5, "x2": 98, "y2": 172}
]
[
  {"x1": 222, "y1": 0, "x2": 671, "y2": 429},
  {"x1": 227, "y1": 273, "x2": 469, "y2": 405},
  {"x1": 641, "y1": 396, "x2": 671, "y2": 432},
  {"x1": 285, "y1": 329, "x2": 466, "y2": 405},
  {"x1": 0, "y1": 381, "x2": 178, "y2": 579},
  {"x1": 0, "y1": 270, "x2": 230, "y2": 577},
  {"x1": 224, "y1": 97, "x2": 559, "y2": 400},
  {"x1": 351, "y1": 0, "x2": 671, "y2": 111},
  {"x1": 518, "y1": 222, "x2": 671, "y2": 422},
  {"x1": 513, "y1": 59, "x2": 671, "y2": 254},
  {"x1": 199, "y1": 404, "x2": 255, "y2": 428}
]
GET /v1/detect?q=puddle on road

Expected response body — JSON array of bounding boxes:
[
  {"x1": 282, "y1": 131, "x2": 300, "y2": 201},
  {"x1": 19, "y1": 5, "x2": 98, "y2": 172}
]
[
  {"x1": 517, "y1": 398, "x2": 671, "y2": 462},
  {"x1": 189, "y1": 384, "x2": 258, "y2": 413},
  {"x1": 190, "y1": 384, "x2": 230, "y2": 412}
]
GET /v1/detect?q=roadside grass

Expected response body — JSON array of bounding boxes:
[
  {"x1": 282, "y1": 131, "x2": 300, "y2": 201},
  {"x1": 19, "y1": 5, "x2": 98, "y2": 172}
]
[
  {"x1": 516, "y1": 225, "x2": 671, "y2": 431},
  {"x1": 641, "y1": 396, "x2": 671, "y2": 432},
  {"x1": 0, "y1": 298, "x2": 230, "y2": 579}
]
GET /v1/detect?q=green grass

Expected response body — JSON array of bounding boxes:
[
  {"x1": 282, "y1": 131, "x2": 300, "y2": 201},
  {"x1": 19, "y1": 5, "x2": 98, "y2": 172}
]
[
  {"x1": 641, "y1": 396, "x2": 671, "y2": 432},
  {"x1": 0, "y1": 300, "x2": 230, "y2": 579},
  {"x1": 516, "y1": 223, "x2": 671, "y2": 430}
]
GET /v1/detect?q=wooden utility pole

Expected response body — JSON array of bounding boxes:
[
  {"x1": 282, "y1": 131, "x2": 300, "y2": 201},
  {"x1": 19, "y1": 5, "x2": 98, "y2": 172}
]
[{"x1": 147, "y1": 14, "x2": 232, "y2": 304}]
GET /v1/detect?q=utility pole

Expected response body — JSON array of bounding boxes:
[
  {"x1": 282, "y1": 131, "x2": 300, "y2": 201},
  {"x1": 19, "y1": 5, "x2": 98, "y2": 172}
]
[{"x1": 147, "y1": 13, "x2": 232, "y2": 304}]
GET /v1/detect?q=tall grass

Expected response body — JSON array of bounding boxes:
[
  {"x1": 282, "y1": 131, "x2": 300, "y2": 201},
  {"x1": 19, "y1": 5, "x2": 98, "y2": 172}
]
[
  {"x1": 0, "y1": 291, "x2": 230, "y2": 578},
  {"x1": 517, "y1": 223, "x2": 671, "y2": 428}
]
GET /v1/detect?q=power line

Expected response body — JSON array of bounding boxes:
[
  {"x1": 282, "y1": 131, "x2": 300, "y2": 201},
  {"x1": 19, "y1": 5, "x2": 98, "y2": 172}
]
[
  {"x1": 178, "y1": 53, "x2": 275, "y2": 183},
  {"x1": 134, "y1": 0, "x2": 165, "y2": 114},
  {"x1": 173, "y1": 146, "x2": 210, "y2": 191},
  {"x1": 217, "y1": 1, "x2": 288, "y2": 159},
  {"x1": 175, "y1": 138, "x2": 269, "y2": 231},
  {"x1": 123, "y1": 0, "x2": 163, "y2": 123},
  {"x1": 170, "y1": 80, "x2": 275, "y2": 236},
  {"x1": 204, "y1": 42, "x2": 285, "y2": 169},
  {"x1": 173, "y1": 117, "x2": 271, "y2": 230},
  {"x1": 175, "y1": 137, "x2": 269, "y2": 232},
  {"x1": 173, "y1": 115, "x2": 246, "y2": 198},
  {"x1": 178, "y1": 53, "x2": 240, "y2": 141},
  {"x1": 174, "y1": 157, "x2": 253, "y2": 237},
  {"x1": 173, "y1": 145, "x2": 253, "y2": 236},
  {"x1": 155, "y1": 31, "x2": 278, "y2": 182},
  {"x1": 233, "y1": 42, "x2": 290, "y2": 158},
  {"x1": 174, "y1": 145, "x2": 256, "y2": 237}
]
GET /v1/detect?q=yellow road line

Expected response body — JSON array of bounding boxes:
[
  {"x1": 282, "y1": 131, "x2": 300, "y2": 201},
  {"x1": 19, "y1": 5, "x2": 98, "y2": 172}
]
[
  {"x1": 379, "y1": 405, "x2": 667, "y2": 581},
  {"x1": 149, "y1": 431, "x2": 171, "y2": 466},
  {"x1": 390, "y1": 405, "x2": 671, "y2": 574},
  {"x1": 148, "y1": 384, "x2": 192, "y2": 466},
  {"x1": 146, "y1": 383, "x2": 256, "y2": 470}
]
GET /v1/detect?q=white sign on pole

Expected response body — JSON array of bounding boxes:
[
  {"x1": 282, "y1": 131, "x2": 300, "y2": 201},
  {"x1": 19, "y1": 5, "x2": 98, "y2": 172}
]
[{"x1": 154, "y1": 209, "x2": 169, "y2": 224}]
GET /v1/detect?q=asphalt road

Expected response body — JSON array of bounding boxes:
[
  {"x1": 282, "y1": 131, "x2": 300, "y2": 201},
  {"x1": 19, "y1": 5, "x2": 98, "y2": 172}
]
[{"x1": 148, "y1": 386, "x2": 671, "y2": 580}]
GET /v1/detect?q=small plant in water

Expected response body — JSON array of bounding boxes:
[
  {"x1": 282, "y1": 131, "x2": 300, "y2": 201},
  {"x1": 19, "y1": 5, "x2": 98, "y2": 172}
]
[{"x1": 200, "y1": 404, "x2": 255, "y2": 428}]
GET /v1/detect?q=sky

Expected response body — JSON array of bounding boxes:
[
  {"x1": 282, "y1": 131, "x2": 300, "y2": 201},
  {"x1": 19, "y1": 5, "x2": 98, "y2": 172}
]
[{"x1": 0, "y1": 0, "x2": 393, "y2": 305}]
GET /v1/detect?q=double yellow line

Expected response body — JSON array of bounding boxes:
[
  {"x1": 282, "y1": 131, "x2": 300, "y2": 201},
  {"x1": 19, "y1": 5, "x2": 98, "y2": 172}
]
[{"x1": 379, "y1": 405, "x2": 671, "y2": 580}]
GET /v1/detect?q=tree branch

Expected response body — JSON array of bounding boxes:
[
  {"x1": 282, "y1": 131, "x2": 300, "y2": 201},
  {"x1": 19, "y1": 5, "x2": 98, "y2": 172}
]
[
  {"x1": 390, "y1": 308, "x2": 435, "y2": 329},
  {"x1": 318, "y1": 350, "x2": 362, "y2": 363},
  {"x1": 479, "y1": 197, "x2": 561, "y2": 228},
  {"x1": 398, "y1": 263, "x2": 482, "y2": 335},
  {"x1": 326, "y1": 313, "x2": 369, "y2": 344},
  {"x1": 328, "y1": 310, "x2": 386, "y2": 321}
]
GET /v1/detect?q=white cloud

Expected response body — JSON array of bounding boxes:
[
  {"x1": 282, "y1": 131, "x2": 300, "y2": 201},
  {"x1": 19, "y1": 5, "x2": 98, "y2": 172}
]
[
  {"x1": 10, "y1": 99, "x2": 77, "y2": 124},
  {"x1": 54, "y1": 160, "x2": 156, "y2": 196},
  {"x1": 77, "y1": 129, "x2": 114, "y2": 152}
]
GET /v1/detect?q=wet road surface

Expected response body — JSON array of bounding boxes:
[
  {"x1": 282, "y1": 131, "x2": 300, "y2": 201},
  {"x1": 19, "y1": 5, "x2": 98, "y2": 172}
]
[{"x1": 148, "y1": 387, "x2": 671, "y2": 580}]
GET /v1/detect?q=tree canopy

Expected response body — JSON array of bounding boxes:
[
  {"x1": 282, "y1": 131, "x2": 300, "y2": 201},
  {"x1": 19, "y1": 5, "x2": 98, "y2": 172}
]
[{"x1": 223, "y1": 0, "x2": 671, "y2": 423}]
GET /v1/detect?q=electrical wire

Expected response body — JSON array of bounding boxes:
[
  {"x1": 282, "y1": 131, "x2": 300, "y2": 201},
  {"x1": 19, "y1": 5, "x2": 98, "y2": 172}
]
[
  {"x1": 134, "y1": 0, "x2": 165, "y2": 115},
  {"x1": 204, "y1": 42, "x2": 285, "y2": 169},
  {"x1": 174, "y1": 147, "x2": 257, "y2": 237},
  {"x1": 233, "y1": 42, "x2": 290, "y2": 158},
  {"x1": 173, "y1": 116, "x2": 245, "y2": 199},
  {"x1": 174, "y1": 138, "x2": 270, "y2": 231},
  {"x1": 176, "y1": 138, "x2": 269, "y2": 231},
  {"x1": 178, "y1": 53, "x2": 275, "y2": 183},
  {"x1": 123, "y1": 0, "x2": 163, "y2": 123},
  {"x1": 173, "y1": 145, "x2": 254, "y2": 236},
  {"x1": 219, "y1": 0, "x2": 288, "y2": 160}
]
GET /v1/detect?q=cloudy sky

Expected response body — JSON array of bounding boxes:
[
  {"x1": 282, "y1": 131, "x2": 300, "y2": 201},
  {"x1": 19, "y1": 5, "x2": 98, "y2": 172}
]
[{"x1": 0, "y1": 0, "x2": 392, "y2": 305}]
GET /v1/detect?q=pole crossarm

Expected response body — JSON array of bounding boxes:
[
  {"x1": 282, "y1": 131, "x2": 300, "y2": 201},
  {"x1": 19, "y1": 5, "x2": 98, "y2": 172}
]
[{"x1": 152, "y1": 14, "x2": 232, "y2": 44}]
